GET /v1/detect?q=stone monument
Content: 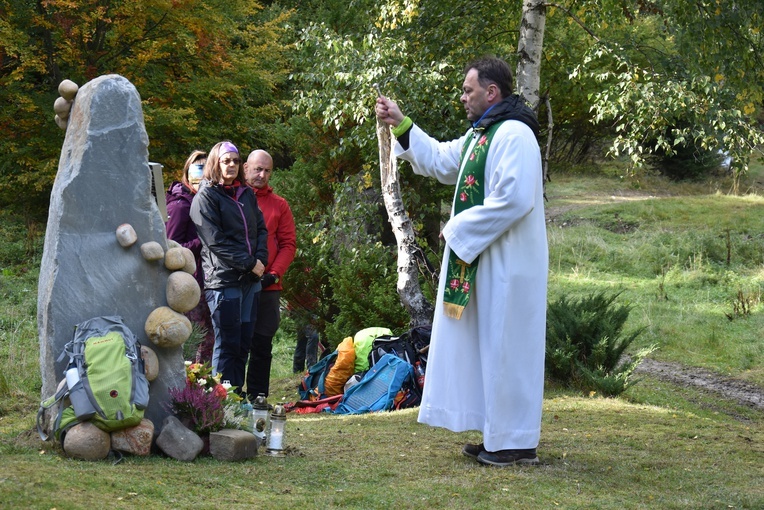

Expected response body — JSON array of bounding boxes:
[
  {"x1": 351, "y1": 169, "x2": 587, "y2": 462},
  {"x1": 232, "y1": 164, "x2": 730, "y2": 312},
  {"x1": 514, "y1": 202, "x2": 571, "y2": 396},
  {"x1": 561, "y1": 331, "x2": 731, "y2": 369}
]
[{"x1": 38, "y1": 74, "x2": 185, "y2": 429}]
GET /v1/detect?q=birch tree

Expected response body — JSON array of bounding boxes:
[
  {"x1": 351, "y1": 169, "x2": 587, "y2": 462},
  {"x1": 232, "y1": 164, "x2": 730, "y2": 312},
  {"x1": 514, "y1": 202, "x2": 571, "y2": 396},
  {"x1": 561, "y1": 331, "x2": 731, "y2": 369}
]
[
  {"x1": 516, "y1": 0, "x2": 547, "y2": 109},
  {"x1": 376, "y1": 118, "x2": 435, "y2": 327}
]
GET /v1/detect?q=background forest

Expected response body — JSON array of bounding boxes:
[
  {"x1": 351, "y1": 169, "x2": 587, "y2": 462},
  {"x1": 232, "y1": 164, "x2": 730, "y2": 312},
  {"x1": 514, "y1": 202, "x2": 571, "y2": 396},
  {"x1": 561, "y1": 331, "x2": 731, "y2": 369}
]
[{"x1": 1, "y1": 0, "x2": 763, "y2": 345}]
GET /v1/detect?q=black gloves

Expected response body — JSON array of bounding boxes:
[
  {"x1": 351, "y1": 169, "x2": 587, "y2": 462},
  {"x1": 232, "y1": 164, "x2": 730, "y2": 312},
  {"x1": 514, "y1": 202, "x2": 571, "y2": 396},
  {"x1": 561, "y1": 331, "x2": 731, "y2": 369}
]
[{"x1": 260, "y1": 273, "x2": 277, "y2": 288}]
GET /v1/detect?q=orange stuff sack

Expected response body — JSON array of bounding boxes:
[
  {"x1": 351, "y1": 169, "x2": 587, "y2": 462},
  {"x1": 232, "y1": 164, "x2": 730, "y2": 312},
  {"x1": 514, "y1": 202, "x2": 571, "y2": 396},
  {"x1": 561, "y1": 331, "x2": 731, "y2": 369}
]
[{"x1": 323, "y1": 336, "x2": 356, "y2": 396}]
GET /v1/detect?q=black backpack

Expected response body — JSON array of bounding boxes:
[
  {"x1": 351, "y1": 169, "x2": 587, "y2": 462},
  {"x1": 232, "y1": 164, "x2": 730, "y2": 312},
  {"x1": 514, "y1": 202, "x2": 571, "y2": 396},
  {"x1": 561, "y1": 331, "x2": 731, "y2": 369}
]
[{"x1": 367, "y1": 325, "x2": 431, "y2": 369}]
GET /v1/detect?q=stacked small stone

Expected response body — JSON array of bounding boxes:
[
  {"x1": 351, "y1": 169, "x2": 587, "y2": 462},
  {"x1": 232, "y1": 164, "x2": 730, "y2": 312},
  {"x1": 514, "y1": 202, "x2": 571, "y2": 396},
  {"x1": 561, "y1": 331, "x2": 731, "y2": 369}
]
[
  {"x1": 144, "y1": 242, "x2": 199, "y2": 347},
  {"x1": 115, "y1": 223, "x2": 199, "y2": 348},
  {"x1": 54, "y1": 79, "x2": 78, "y2": 130}
]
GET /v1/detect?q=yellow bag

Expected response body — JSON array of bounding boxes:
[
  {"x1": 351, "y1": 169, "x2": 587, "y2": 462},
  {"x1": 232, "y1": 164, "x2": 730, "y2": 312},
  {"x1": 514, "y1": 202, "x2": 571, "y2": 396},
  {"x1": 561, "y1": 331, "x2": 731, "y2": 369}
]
[{"x1": 323, "y1": 336, "x2": 356, "y2": 396}]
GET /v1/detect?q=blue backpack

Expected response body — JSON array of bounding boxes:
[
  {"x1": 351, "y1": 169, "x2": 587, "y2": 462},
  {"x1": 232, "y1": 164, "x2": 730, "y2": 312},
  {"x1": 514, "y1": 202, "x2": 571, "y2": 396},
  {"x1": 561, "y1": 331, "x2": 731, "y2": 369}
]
[
  {"x1": 333, "y1": 353, "x2": 413, "y2": 415},
  {"x1": 298, "y1": 350, "x2": 338, "y2": 400}
]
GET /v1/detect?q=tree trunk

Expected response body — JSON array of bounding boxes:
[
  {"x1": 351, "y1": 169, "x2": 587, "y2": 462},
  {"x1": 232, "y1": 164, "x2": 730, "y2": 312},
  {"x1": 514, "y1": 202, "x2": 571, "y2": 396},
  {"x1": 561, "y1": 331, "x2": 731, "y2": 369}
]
[
  {"x1": 517, "y1": 0, "x2": 550, "y2": 184},
  {"x1": 516, "y1": 0, "x2": 547, "y2": 109},
  {"x1": 376, "y1": 119, "x2": 434, "y2": 327}
]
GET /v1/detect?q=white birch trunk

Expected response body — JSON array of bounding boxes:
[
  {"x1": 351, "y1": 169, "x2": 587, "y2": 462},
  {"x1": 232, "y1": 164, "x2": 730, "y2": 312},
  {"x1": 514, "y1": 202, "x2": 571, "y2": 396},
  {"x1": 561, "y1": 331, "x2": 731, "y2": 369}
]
[
  {"x1": 517, "y1": 0, "x2": 547, "y2": 109},
  {"x1": 376, "y1": 119, "x2": 434, "y2": 327}
]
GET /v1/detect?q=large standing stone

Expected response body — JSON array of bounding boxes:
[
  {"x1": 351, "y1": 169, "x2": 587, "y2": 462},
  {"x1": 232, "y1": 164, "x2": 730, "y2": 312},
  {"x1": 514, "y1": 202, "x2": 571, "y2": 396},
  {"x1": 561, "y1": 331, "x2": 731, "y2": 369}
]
[{"x1": 37, "y1": 74, "x2": 184, "y2": 430}]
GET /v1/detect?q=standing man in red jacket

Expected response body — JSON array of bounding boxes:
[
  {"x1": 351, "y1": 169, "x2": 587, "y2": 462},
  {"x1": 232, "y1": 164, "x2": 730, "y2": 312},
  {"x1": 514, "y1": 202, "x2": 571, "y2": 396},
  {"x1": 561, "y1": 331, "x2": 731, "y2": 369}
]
[{"x1": 244, "y1": 149, "x2": 297, "y2": 399}]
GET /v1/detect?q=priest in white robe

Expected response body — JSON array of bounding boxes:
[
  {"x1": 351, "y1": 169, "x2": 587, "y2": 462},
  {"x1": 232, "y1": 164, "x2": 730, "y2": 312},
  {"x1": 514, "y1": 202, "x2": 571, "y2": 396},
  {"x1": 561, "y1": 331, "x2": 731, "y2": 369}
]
[{"x1": 375, "y1": 56, "x2": 548, "y2": 466}]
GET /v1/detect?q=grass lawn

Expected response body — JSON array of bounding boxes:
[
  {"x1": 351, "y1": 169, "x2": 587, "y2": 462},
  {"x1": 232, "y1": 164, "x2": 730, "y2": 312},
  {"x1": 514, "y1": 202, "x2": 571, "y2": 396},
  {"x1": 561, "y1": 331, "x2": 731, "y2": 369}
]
[{"x1": 1, "y1": 162, "x2": 763, "y2": 509}]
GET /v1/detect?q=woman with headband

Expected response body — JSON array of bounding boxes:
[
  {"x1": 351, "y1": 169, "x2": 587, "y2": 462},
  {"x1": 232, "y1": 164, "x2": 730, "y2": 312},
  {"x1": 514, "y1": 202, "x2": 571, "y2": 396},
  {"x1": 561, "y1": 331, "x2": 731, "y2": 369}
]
[{"x1": 190, "y1": 141, "x2": 268, "y2": 393}]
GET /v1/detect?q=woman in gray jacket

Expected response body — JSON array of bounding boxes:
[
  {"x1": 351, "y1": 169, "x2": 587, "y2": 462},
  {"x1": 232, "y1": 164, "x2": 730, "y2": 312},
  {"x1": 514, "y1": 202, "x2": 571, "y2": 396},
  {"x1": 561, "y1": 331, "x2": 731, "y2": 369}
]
[{"x1": 190, "y1": 141, "x2": 268, "y2": 393}]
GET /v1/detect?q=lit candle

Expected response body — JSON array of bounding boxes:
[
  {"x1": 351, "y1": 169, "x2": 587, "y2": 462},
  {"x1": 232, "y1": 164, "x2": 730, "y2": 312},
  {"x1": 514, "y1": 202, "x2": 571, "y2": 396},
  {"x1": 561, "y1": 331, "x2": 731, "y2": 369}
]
[{"x1": 268, "y1": 431, "x2": 283, "y2": 450}]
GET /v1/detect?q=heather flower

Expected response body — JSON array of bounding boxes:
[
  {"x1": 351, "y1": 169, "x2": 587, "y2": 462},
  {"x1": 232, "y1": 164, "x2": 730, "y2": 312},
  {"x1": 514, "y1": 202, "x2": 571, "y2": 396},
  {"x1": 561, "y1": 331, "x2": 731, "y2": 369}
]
[
  {"x1": 166, "y1": 384, "x2": 226, "y2": 434},
  {"x1": 167, "y1": 361, "x2": 246, "y2": 433}
]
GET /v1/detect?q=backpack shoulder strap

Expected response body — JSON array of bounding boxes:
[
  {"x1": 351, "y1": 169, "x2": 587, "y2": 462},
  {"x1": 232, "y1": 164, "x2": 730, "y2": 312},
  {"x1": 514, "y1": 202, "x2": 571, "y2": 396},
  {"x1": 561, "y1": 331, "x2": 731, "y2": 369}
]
[{"x1": 36, "y1": 384, "x2": 69, "y2": 441}]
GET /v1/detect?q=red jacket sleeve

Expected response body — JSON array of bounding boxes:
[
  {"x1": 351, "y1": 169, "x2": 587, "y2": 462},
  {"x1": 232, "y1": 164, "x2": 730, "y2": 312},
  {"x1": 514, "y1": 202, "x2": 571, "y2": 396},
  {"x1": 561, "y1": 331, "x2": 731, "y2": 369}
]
[{"x1": 267, "y1": 198, "x2": 297, "y2": 281}]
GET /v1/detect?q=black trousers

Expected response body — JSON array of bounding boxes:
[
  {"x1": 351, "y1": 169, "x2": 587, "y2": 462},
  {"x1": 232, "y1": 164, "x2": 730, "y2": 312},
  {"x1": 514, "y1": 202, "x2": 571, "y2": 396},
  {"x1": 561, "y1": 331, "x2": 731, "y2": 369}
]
[
  {"x1": 293, "y1": 324, "x2": 319, "y2": 373},
  {"x1": 246, "y1": 290, "x2": 280, "y2": 398}
]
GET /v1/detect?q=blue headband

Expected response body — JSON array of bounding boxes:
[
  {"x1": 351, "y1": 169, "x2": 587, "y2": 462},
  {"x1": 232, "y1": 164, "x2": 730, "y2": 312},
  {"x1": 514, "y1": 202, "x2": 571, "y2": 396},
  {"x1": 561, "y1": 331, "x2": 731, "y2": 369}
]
[{"x1": 220, "y1": 142, "x2": 238, "y2": 156}]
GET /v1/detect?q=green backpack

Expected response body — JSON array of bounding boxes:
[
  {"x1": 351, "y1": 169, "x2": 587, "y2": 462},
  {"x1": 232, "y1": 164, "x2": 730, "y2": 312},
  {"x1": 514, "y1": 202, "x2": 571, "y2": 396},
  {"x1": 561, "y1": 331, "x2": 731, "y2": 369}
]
[{"x1": 37, "y1": 316, "x2": 150, "y2": 443}]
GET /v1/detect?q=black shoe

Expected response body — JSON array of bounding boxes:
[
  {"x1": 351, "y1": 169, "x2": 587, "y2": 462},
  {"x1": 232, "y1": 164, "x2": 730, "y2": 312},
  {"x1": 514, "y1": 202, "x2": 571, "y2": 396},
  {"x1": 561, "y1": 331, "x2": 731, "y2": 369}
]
[
  {"x1": 477, "y1": 448, "x2": 539, "y2": 466},
  {"x1": 461, "y1": 442, "x2": 485, "y2": 459}
]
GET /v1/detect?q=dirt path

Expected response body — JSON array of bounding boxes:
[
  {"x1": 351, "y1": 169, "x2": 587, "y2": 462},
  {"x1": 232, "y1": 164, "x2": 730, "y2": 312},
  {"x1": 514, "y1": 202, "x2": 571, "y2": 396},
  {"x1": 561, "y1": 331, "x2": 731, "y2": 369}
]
[{"x1": 635, "y1": 358, "x2": 764, "y2": 412}]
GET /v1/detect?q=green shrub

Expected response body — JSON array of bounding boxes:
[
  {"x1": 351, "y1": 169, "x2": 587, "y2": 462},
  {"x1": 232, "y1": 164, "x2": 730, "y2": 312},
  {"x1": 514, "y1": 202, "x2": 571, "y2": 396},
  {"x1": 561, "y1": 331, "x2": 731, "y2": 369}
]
[
  {"x1": 324, "y1": 242, "x2": 409, "y2": 345},
  {"x1": 546, "y1": 290, "x2": 655, "y2": 396},
  {"x1": 649, "y1": 142, "x2": 725, "y2": 181}
]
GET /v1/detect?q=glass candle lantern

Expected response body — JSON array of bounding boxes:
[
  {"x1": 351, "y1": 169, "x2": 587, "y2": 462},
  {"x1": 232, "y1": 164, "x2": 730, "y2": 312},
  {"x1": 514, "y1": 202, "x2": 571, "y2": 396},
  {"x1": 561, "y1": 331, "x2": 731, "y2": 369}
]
[
  {"x1": 252, "y1": 393, "x2": 269, "y2": 446},
  {"x1": 265, "y1": 404, "x2": 287, "y2": 457}
]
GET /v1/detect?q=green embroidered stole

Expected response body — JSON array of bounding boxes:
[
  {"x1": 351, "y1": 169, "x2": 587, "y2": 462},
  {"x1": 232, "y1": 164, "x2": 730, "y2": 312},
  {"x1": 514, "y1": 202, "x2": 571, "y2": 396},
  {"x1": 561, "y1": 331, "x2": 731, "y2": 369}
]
[{"x1": 442, "y1": 122, "x2": 503, "y2": 320}]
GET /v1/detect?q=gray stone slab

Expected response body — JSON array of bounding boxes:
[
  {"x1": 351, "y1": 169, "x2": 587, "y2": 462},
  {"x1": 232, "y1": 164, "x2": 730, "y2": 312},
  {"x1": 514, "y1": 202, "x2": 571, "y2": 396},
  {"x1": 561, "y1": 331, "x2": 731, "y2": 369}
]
[
  {"x1": 38, "y1": 74, "x2": 184, "y2": 428},
  {"x1": 210, "y1": 429, "x2": 258, "y2": 461}
]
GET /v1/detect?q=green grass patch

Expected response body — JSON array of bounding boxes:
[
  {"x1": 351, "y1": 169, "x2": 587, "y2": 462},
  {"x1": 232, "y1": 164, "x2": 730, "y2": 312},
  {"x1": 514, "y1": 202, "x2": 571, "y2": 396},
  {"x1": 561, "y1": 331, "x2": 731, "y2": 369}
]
[
  {"x1": 0, "y1": 169, "x2": 763, "y2": 508},
  {"x1": 1, "y1": 395, "x2": 761, "y2": 509},
  {"x1": 546, "y1": 173, "x2": 764, "y2": 387}
]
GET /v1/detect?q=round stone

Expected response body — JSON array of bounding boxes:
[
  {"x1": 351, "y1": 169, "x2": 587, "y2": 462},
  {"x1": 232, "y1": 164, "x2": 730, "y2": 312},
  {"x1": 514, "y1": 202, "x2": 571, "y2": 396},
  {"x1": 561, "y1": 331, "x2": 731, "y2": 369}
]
[
  {"x1": 180, "y1": 247, "x2": 196, "y2": 275},
  {"x1": 140, "y1": 345, "x2": 159, "y2": 382},
  {"x1": 164, "y1": 247, "x2": 187, "y2": 271},
  {"x1": 58, "y1": 79, "x2": 79, "y2": 101},
  {"x1": 145, "y1": 306, "x2": 192, "y2": 348},
  {"x1": 63, "y1": 422, "x2": 111, "y2": 460},
  {"x1": 53, "y1": 96, "x2": 72, "y2": 119},
  {"x1": 54, "y1": 114, "x2": 67, "y2": 130},
  {"x1": 140, "y1": 241, "x2": 165, "y2": 261},
  {"x1": 166, "y1": 271, "x2": 201, "y2": 313},
  {"x1": 116, "y1": 224, "x2": 137, "y2": 247}
]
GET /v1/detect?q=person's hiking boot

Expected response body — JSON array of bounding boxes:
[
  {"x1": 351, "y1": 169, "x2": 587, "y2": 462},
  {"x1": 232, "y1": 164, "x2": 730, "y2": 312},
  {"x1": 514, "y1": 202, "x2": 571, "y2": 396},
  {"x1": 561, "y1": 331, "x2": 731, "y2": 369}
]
[
  {"x1": 477, "y1": 448, "x2": 539, "y2": 466},
  {"x1": 461, "y1": 442, "x2": 485, "y2": 459}
]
